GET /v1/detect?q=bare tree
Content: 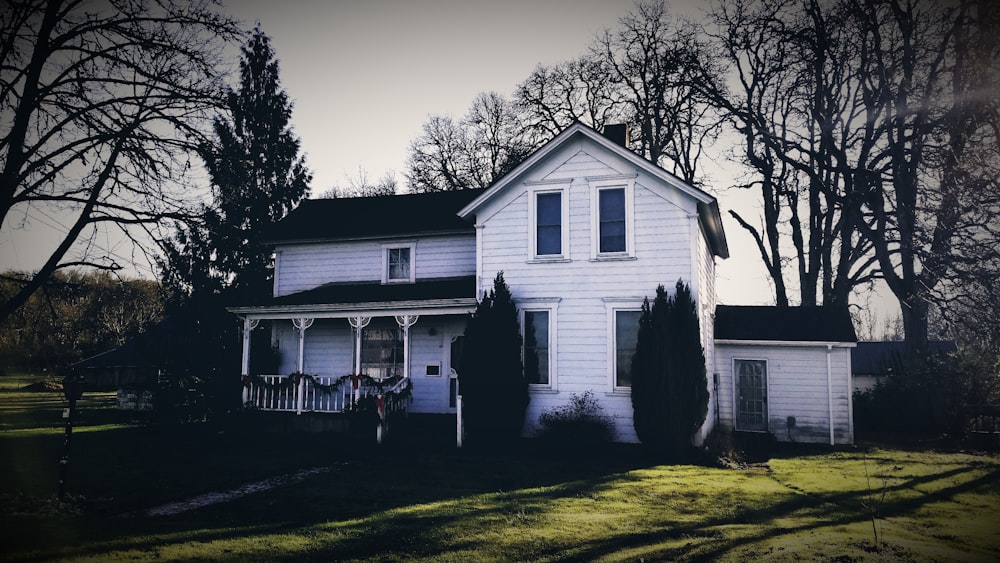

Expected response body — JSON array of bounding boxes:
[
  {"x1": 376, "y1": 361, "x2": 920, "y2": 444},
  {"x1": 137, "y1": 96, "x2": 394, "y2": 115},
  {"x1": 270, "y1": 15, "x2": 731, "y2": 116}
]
[
  {"x1": 850, "y1": 0, "x2": 1000, "y2": 360},
  {"x1": 700, "y1": 0, "x2": 879, "y2": 307},
  {"x1": 319, "y1": 166, "x2": 397, "y2": 198},
  {"x1": 0, "y1": 0, "x2": 239, "y2": 323},
  {"x1": 516, "y1": 56, "x2": 626, "y2": 143},
  {"x1": 514, "y1": 1, "x2": 723, "y2": 185},
  {"x1": 406, "y1": 92, "x2": 532, "y2": 192},
  {"x1": 595, "y1": 1, "x2": 723, "y2": 183}
]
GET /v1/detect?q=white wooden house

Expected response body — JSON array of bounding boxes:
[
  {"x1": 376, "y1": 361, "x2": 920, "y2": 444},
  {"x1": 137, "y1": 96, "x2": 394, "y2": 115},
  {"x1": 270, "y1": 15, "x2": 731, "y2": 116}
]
[{"x1": 228, "y1": 122, "x2": 856, "y2": 445}]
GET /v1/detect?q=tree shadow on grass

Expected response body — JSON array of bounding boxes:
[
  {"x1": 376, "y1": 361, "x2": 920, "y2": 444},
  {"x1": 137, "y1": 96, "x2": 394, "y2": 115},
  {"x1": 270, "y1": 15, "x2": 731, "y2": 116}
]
[{"x1": 5, "y1": 432, "x2": 999, "y2": 562}]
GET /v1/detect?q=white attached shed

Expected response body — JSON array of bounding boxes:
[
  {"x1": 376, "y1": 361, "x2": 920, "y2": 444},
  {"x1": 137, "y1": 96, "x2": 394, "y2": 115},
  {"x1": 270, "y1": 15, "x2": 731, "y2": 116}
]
[{"x1": 714, "y1": 305, "x2": 857, "y2": 445}]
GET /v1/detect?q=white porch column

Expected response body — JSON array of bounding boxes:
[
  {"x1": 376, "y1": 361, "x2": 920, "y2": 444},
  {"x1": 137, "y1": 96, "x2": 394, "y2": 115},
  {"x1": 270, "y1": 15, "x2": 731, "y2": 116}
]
[
  {"x1": 394, "y1": 315, "x2": 419, "y2": 380},
  {"x1": 292, "y1": 318, "x2": 314, "y2": 414},
  {"x1": 348, "y1": 316, "x2": 372, "y2": 405},
  {"x1": 240, "y1": 317, "x2": 259, "y2": 405}
]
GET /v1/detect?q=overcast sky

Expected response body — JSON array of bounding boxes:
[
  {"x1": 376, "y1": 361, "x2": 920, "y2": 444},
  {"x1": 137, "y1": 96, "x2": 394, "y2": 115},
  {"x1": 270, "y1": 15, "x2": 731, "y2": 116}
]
[{"x1": 2, "y1": 0, "x2": 887, "y2": 312}]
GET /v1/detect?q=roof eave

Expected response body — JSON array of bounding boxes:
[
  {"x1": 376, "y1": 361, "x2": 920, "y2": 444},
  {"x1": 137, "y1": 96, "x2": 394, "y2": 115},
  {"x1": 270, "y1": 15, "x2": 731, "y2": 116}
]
[{"x1": 227, "y1": 297, "x2": 478, "y2": 319}]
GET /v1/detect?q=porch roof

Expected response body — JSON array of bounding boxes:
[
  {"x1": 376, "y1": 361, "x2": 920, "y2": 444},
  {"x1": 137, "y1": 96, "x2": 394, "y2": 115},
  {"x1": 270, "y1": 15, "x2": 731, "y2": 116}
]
[{"x1": 228, "y1": 276, "x2": 478, "y2": 319}]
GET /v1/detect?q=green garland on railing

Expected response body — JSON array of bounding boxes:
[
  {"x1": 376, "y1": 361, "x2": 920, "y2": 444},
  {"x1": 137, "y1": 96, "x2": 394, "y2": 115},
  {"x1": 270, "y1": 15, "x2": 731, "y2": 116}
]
[{"x1": 242, "y1": 372, "x2": 413, "y2": 402}]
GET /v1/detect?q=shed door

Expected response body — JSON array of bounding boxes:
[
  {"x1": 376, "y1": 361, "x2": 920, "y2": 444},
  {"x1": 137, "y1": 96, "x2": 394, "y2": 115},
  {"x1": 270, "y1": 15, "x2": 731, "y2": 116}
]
[{"x1": 735, "y1": 359, "x2": 768, "y2": 431}]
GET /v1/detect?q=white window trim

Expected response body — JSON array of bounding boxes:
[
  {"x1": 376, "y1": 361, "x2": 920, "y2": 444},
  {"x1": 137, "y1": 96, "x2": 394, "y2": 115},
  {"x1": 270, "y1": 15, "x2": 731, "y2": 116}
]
[
  {"x1": 381, "y1": 242, "x2": 416, "y2": 284},
  {"x1": 527, "y1": 184, "x2": 571, "y2": 262},
  {"x1": 520, "y1": 302, "x2": 559, "y2": 391},
  {"x1": 605, "y1": 299, "x2": 643, "y2": 394},
  {"x1": 732, "y1": 357, "x2": 770, "y2": 433},
  {"x1": 590, "y1": 178, "x2": 635, "y2": 260}
]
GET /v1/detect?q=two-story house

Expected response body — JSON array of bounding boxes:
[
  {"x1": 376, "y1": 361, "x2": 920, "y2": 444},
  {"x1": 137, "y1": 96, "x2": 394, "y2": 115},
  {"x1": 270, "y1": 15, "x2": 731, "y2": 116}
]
[{"x1": 229, "y1": 123, "x2": 856, "y2": 446}]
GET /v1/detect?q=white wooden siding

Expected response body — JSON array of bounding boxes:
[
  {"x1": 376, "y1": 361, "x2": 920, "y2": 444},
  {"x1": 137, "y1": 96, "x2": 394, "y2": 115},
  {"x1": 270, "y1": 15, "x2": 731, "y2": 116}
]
[
  {"x1": 715, "y1": 343, "x2": 854, "y2": 444},
  {"x1": 271, "y1": 315, "x2": 467, "y2": 414},
  {"x1": 695, "y1": 227, "x2": 717, "y2": 443},
  {"x1": 273, "y1": 319, "x2": 353, "y2": 377},
  {"x1": 274, "y1": 234, "x2": 475, "y2": 296},
  {"x1": 476, "y1": 141, "x2": 707, "y2": 444}
]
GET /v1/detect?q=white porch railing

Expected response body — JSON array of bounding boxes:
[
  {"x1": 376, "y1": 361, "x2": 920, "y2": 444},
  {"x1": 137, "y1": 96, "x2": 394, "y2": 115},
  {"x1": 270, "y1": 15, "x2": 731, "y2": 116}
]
[{"x1": 244, "y1": 374, "x2": 412, "y2": 443}]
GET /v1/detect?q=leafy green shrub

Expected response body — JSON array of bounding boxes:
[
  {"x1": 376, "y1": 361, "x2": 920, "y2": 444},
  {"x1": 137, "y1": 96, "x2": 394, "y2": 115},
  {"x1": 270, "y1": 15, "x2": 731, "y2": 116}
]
[{"x1": 536, "y1": 391, "x2": 614, "y2": 445}]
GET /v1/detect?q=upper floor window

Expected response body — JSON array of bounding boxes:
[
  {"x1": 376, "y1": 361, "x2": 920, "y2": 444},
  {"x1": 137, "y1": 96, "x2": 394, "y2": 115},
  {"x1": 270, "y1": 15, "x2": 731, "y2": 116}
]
[
  {"x1": 382, "y1": 242, "x2": 415, "y2": 283},
  {"x1": 527, "y1": 183, "x2": 570, "y2": 261},
  {"x1": 536, "y1": 192, "x2": 562, "y2": 256},
  {"x1": 599, "y1": 189, "x2": 626, "y2": 253},
  {"x1": 590, "y1": 178, "x2": 635, "y2": 259}
]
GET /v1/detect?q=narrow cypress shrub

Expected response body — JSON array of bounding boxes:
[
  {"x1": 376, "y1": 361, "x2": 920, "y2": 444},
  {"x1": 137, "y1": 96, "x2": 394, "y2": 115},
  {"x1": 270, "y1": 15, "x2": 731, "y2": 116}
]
[
  {"x1": 631, "y1": 285, "x2": 671, "y2": 449},
  {"x1": 458, "y1": 272, "x2": 528, "y2": 444},
  {"x1": 665, "y1": 280, "x2": 709, "y2": 451},
  {"x1": 631, "y1": 280, "x2": 709, "y2": 455}
]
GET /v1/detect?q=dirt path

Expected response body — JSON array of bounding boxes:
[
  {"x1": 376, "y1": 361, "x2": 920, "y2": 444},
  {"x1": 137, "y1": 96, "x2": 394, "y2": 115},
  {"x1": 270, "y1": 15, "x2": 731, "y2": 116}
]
[{"x1": 145, "y1": 465, "x2": 336, "y2": 517}]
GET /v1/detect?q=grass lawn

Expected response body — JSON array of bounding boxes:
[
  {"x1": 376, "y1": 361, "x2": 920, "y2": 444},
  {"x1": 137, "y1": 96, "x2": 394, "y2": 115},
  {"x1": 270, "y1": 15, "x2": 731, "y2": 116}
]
[{"x1": 1, "y1": 374, "x2": 998, "y2": 562}]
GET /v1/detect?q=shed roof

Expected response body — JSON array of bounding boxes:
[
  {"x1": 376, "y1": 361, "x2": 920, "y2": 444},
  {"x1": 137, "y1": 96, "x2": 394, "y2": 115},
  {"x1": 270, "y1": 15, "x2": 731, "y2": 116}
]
[
  {"x1": 851, "y1": 340, "x2": 957, "y2": 375},
  {"x1": 267, "y1": 189, "x2": 485, "y2": 243},
  {"x1": 714, "y1": 305, "x2": 857, "y2": 343}
]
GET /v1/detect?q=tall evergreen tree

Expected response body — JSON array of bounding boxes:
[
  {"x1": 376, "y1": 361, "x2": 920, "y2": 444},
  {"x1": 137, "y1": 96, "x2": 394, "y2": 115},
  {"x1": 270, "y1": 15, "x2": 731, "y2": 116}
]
[
  {"x1": 158, "y1": 27, "x2": 310, "y2": 418},
  {"x1": 163, "y1": 26, "x2": 311, "y2": 303},
  {"x1": 631, "y1": 280, "x2": 708, "y2": 454},
  {"x1": 631, "y1": 285, "x2": 671, "y2": 449},
  {"x1": 665, "y1": 281, "x2": 709, "y2": 449},
  {"x1": 458, "y1": 272, "x2": 528, "y2": 444}
]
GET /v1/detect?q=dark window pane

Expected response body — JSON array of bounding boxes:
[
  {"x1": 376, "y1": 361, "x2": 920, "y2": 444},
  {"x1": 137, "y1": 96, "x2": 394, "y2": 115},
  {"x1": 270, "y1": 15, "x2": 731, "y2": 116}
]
[
  {"x1": 388, "y1": 247, "x2": 410, "y2": 280},
  {"x1": 361, "y1": 328, "x2": 403, "y2": 380},
  {"x1": 599, "y1": 189, "x2": 626, "y2": 253},
  {"x1": 615, "y1": 310, "x2": 641, "y2": 387},
  {"x1": 536, "y1": 192, "x2": 561, "y2": 255},
  {"x1": 524, "y1": 311, "x2": 550, "y2": 385}
]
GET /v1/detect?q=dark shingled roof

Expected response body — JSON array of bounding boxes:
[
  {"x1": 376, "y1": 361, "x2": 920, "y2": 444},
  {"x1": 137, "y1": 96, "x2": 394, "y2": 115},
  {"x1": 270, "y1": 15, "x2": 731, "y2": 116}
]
[
  {"x1": 267, "y1": 189, "x2": 487, "y2": 243},
  {"x1": 714, "y1": 305, "x2": 857, "y2": 343},
  {"x1": 851, "y1": 340, "x2": 957, "y2": 375},
  {"x1": 271, "y1": 276, "x2": 477, "y2": 307}
]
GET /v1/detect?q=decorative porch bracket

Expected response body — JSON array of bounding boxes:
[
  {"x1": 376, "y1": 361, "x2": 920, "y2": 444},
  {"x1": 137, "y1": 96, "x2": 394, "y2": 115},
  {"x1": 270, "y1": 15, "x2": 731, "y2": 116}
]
[
  {"x1": 292, "y1": 317, "x2": 314, "y2": 414},
  {"x1": 394, "y1": 315, "x2": 419, "y2": 380},
  {"x1": 240, "y1": 318, "x2": 260, "y2": 405},
  {"x1": 348, "y1": 316, "x2": 372, "y2": 404}
]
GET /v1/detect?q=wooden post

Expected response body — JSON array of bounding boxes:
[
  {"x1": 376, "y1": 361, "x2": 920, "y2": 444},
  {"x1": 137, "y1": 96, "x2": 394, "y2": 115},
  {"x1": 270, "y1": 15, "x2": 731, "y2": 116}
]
[
  {"x1": 241, "y1": 317, "x2": 259, "y2": 406},
  {"x1": 292, "y1": 318, "x2": 313, "y2": 415},
  {"x1": 58, "y1": 376, "x2": 85, "y2": 501},
  {"x1": 456, "y1": 393, "x2": 464, "y2": 448}
]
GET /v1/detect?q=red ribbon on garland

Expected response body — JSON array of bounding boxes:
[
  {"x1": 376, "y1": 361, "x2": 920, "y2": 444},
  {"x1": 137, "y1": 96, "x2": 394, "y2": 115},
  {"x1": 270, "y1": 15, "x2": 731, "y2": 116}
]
[{"x1": 350, "y1": 374, "x2": 361, "y2": 390}]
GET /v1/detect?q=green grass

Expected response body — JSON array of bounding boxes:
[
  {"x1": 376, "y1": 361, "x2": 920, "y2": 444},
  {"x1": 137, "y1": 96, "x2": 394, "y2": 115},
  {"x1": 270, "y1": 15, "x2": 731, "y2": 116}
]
[{"x1": 1, "y1": 374, "x2": 998, "y2": 562}]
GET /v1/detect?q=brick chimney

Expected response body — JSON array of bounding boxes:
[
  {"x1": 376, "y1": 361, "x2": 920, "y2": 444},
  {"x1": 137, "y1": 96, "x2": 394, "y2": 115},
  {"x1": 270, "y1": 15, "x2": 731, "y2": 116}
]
[{"x1": 602, "y1": 124, "x2": 630, "y2": 147}]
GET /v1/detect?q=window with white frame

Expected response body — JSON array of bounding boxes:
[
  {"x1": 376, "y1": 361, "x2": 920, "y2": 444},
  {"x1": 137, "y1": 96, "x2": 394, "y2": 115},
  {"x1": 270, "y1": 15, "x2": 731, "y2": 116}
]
[
  {"x1": 528, "y1": 185, "x2": 569, "y2": 260},
  {"x1": 536, "y1": 192, "x2": 562, "y2": 256},
  {"x1": 382, "y1": 243, "x2": 415, "y2": 283},
  {"x1": 358, "y1": 327, "x2": 403, "y2": 380},
  {"x1": 613, "y1": 309, "x2": 642, "y2": 388},
  {"x1": 590, "y1": 179, "x2": 634, "y2": 258},
  {"x1": 523, "y1": 309, "x2": 555, "y2": 387}
]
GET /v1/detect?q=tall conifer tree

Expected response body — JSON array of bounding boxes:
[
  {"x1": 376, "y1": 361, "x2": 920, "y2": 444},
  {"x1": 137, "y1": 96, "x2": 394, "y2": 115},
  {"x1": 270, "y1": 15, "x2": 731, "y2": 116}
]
[
  {"x1": 163, "y1": 26, "x2": 311, "y2": 303},
  {"x1": 458, "y1": 272, "x2": 528, "y2": 443},
  {"x1": 158, "y1": 27, "x2": 310, "y2": 417},
  {"x1": 631, "y1": 280, "x2": 708, "y2": 454}
]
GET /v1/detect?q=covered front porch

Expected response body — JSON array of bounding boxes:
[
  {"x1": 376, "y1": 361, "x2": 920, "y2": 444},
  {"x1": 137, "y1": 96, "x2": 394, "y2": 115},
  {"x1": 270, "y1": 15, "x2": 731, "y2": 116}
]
[{"x1": 228, "y1": 277, "x2": 477, "y2": 443}]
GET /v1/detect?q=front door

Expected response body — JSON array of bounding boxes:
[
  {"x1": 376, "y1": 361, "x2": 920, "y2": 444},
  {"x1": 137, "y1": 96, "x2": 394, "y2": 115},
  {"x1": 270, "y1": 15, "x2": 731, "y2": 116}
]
[{"x1": 735, "y1": 359, "x2": 768, "y2": 431}]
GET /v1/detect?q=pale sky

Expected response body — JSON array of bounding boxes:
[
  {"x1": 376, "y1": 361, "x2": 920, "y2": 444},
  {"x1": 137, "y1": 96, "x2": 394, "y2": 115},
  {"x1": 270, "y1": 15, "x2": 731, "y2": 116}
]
[{"x1": 1, "y1": 0, "x2": 895, "y2": 314}]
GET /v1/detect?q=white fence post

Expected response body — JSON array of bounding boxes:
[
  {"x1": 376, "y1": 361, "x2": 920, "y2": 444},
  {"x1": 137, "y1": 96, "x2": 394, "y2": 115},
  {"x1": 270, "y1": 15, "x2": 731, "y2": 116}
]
[{"x1": 456, "y1": 394, "x2": 463, "y2": 448}]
